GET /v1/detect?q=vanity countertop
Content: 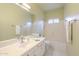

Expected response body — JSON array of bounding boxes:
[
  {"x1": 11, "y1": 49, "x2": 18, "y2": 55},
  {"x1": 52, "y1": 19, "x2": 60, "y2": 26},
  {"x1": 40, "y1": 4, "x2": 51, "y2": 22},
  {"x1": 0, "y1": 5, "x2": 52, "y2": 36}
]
[{"x1": 0, "y1": 36, "x2": 45, "y2": 56}]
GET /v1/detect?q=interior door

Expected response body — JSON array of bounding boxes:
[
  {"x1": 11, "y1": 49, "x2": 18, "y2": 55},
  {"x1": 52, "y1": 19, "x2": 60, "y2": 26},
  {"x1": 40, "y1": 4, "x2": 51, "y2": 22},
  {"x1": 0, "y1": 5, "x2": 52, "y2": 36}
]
[
  {"x1": 44, "y1": 20, "x2": 67, "y2": 55},
  {"x1": 69, "y1": 20, "x2": 79, "y2": 56},
  {"x1": 44, "y1": 20, "x2": 66, "y2": 43}
]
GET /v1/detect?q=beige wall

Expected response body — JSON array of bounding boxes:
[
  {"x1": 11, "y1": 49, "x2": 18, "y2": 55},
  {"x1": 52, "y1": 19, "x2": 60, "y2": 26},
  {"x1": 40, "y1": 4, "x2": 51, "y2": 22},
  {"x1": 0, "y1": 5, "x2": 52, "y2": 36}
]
[
  {"x1": 44, "y1": 7, "x2": 64, "y2": 21},
  {"x1": 0, "y1": 3, "x2": 32, "y2": 41},
  {"x1": 29, "y1": 3, "x2": 44, "y2": 21},
  {"x1": 64, "y1": 3, "x2": 79, "y2": 17}
]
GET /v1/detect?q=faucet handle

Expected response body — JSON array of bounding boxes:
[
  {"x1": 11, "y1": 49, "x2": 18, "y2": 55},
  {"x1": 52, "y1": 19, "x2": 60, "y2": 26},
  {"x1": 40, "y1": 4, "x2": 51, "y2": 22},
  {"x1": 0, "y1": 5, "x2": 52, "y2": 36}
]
[{"x1": 20, "y1": 35, "x2": 24, "y2": 43}]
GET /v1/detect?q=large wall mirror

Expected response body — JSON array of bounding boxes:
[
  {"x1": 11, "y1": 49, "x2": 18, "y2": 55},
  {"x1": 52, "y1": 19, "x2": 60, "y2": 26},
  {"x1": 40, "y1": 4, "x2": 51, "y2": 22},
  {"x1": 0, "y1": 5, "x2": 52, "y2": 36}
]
[{"x1": 0, "y1": 3, "x2": 44, "y2": 43}]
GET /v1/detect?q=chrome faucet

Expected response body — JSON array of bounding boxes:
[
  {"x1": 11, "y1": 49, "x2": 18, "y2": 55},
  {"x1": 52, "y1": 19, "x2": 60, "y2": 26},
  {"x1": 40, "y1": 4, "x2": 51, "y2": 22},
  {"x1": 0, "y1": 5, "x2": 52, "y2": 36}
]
[
  {"x1": 16, "y1": 34, "x2": 24, "y2": 43},
  {"x1": 16, "y1": 34, "x2": 21, "y2": 40},
  {"x1": 20, "y1": 35, "x2": 24, "y2": 43}
]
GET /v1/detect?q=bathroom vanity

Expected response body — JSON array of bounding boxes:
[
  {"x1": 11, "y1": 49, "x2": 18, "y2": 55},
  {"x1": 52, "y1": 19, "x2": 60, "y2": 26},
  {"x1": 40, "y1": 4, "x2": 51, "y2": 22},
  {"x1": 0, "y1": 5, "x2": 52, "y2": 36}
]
[{"x1": 0, "y1": 36, "x2": 45, "y2": 56}]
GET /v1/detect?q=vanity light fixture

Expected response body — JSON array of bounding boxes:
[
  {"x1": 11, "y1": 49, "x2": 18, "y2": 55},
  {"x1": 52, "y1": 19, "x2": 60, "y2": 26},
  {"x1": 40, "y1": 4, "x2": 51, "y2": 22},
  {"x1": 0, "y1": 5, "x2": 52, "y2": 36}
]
[
  {"x1": 48, "y1": 18, "x2": 59, "y2": 24},
  {"x1": 16, "y1": 3, "x2": 31, "y2": 12},
  {"x1": 22, "y1": 3, "x2": 31, "y2": 9},
  {"x1": 48, "y1": 19, "x2": 54, "y2": 24},
  {"x1": 65, "y1": 16, "x2": 75, "y2": 22}
]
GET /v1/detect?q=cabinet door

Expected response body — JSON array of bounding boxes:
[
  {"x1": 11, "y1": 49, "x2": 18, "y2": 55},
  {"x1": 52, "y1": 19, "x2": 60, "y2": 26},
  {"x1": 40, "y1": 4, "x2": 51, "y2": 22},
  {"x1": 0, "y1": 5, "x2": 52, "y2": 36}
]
[{"x1": 27, "y1": 41, "x2": 45, "y2": 56}]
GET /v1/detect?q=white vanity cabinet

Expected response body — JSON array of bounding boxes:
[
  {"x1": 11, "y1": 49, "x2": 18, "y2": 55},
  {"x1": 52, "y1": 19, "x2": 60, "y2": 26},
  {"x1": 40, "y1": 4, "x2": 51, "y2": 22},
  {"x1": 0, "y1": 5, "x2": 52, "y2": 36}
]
[
  {"x1": 0, "y1": 37, "x2": 45, "y2": 56},
  {"x1": 22, "y1": 40, "x2": 45, "y2": 56}
]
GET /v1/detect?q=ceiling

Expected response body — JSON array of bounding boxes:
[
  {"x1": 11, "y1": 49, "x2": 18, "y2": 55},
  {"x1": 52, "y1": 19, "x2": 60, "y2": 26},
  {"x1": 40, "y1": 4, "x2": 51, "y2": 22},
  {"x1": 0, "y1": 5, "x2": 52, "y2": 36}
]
[{"x1": 37, "y1": 3, "x2": 65, "y2": 12}]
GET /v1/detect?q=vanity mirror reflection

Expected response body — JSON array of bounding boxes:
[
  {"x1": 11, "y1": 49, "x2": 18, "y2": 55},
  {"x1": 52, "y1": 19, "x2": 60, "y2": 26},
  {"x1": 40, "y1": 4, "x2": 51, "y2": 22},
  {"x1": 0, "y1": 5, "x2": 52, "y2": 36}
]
[{"x1": 0, "y1": 3, "x2": 44, "y2": 48}]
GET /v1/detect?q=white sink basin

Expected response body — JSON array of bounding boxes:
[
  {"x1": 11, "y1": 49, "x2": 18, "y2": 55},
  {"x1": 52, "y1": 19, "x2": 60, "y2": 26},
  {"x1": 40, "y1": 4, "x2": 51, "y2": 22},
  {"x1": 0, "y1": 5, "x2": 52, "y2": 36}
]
[{"x1": 0, "y1": 36, "x2": 45, "y2": 56}]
